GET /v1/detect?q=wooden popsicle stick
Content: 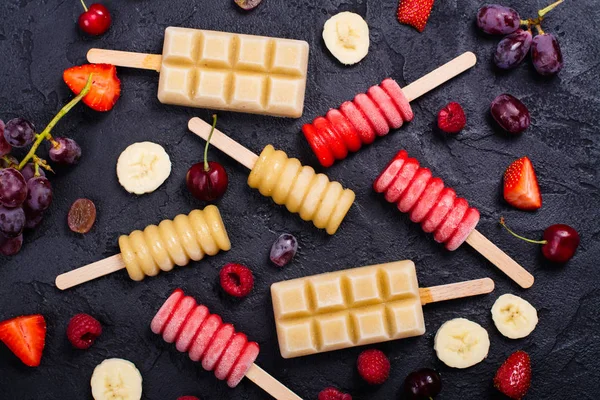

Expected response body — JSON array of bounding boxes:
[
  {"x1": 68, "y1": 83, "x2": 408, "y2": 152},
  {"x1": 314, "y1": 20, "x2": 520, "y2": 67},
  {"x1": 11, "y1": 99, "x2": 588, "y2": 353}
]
[
  {"x1": 188, "y1": 117, "x2": 258, "y2": 170},
  {"x1": 87, "y1": 49, "x2": 163, "y2": 72},
  {"x1": 55, "y1": 254, "x2": 125, "y2": 290},
  {"x1": 466, "y1": 229, "x2": 534, "y2": 289},
  {"x1": 402, "y1": 52, "x2": 477, "y2": 102},
  {"x1": 245, "y1": 364, "x2": 303, "y2": 400},
  {"x1": 419, "y1": 277, "x2": 494, "y2": 306}
]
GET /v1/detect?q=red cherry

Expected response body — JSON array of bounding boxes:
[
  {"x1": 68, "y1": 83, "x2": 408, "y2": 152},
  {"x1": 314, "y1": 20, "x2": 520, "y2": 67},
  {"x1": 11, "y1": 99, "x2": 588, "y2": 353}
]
[{"x1": 78, "y1": 1, "x2": 111, "y2": 36}]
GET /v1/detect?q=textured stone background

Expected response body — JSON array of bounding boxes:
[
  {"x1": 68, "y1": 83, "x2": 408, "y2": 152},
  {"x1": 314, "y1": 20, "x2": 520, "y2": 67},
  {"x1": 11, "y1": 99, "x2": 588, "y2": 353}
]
[{"x1": 1, "y1": 0, "x2": 599, "y2": 399}]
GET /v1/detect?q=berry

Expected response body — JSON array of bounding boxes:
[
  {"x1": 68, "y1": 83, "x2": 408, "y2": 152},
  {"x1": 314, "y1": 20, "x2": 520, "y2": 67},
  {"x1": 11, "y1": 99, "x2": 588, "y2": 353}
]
[
  {"x1": 24, "y1": 208, "x2": 44, "y2": 230},
  {"x1": 234, "y1": 0, "x2": 262, "y2": 10},
  {"x1": 68, "y1": 198, "x2": 97, "y2": 234},
  {"x1": 66, "y1": 313, "x2": 102, "y2": 349},
  {"x1": 356, "y1": 349, "x2": 390, "y2": 385},
  {"x1": 503, "y1": 157, "x2": 542, "y2": 211},
  {"x1": 0, "y1": 314, "x2": 46, "y2": 367},
  {"x1": 531, "y1": 33, "x2": 563, "y2": 76},
  {"x1": 318, "y1": 387, "x2": 352, "y2": 400},
  {"x1": 494, "y1": 351, "x2": 531, "y2": 400},
  {"x1": 0, "y1": 120, "x2": 11, "y2": 156},
  {"x1": 494, "y1": 29, "x2": 533, "y2": 70},
  {"x1": 397, "y1": 0, "x2": 435, "y2": 32},
  {"x1": 78, "y1": 1, "x2": 111, "y2": 36},
  {"x1": 20, "y1": 163, "x2": 46, "y2": 182},
  {"x1": 0, "y1": 168, "x2": 28, "y2": 208},
  {"x1": 63, "y1": 64, "x2": 121, "y2": 112},
  {"x1": 219, "y1": 263, "x2": 254, "y2": 298},
  {"x1": 25, "y1": 176, "x2": 53, "y2": 213},
  {"x1": 476, "y1": 5, "x2": 520, "y2": 35},
  {"x1": 3, "y1": 118, "x2": 35, "y2": 148},
  {"x1": 0, "y1": 234, "x2": 23, "y2": 256},
  {"x1": 0, "y1": 206, "x2": 26, "y2": 238},
  {"x1": 491, "y1": 94, "x2": 530, "y2": 134},
  {"x1": 437, "y1": 102, "x2": 466, "y2": 134},
  {"x1": 404, "y1": 368, "x2": 442, "y2": 399},
  {"x1": 270, "y1": 233, "x2": 298, "y2": 267},
  {"x1": 49, "y1": 137, "x2": 82, "y2": 165}
]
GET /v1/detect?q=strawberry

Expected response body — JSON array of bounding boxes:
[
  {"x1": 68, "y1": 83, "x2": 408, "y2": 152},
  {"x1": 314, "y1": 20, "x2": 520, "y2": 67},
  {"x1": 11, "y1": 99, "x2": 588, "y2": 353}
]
[
  {"x1": 0, "y1": 314, "x2": 46, "y2": 367},
  {"x1": 503, "y1": 157, "x2": 542, "y2": 211},
  {"x1": 63, "y1": 64, "x2": 121, "y2": 112},
  {"x1": 494, "y1": 350, "x2": 531, "y2": 399},
  {"x1": 397, "y1": 0, "x2": 435, "y2": 32}
]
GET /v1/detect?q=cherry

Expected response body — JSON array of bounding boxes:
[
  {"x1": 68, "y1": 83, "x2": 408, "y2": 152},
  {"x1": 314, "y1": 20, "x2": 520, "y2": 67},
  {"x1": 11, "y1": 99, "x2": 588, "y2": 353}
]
[
  {"x1": 78, "y1": 1, "x2": 111, "y2": 36},
  {"x1": 186, "y1": 115, "x2": 228, "y2": 202},
  {"x1": 404, "y1": 368, "x2": 442, "y2": 399},
  {"x1": 500, "y1": 218, "x2": 580, "y2": 263}
]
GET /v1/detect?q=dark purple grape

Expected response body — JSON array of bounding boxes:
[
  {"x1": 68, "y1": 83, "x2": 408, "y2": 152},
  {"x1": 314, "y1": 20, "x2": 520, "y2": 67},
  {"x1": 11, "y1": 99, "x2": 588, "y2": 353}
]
[
  {"x1": 494, "y1": 29, "x2": 532, "y2": 69},
  {"x1": 0, "y1": 206, "x2": 26, "y2": 238},
  {"x1": 404, "y1": 368, "x2": 442, "y2": 399},
  {"x1": 0, "y1": 168, "x2": 28, "y2": 208},
  {"x1": 0, "y1": 120, "x2": 11, "y2": 157},
  {"x1": 491, "y1": 94, "x2": 530, "y2": 134},
  {"x1": 4, "y1": 118, "x2": 35, "y2": 148},
  {"x1": 531, "y1": 33, "x2": 563, "y2": 76},
  {"x1": 24, "y1": 207, "x2": 44, "y2": 229},
  {"x1": 20, "y1": 163, "x2": 46, "y2": 182},
  {"x1": 49, "y1": 137, "x2": 82, "y2": 165},
  {"x1": 235, "y1": 0, "x2": 262, "y2": 11},
  {"x1": 0, "y1": 155, "x2": 18, "y2": 168},
  {"x1": 270, "y1": 233, "x2": 298, "y2": 267},
  {"x1": 0, "y1": 234, "x2": 23, "y2": 256},
  {"x1": 477, "y1": 5, "x2": 521, "y2": 35},
  {"x1": 25, "y1": 176, "x2": 53, "y2": 212}
]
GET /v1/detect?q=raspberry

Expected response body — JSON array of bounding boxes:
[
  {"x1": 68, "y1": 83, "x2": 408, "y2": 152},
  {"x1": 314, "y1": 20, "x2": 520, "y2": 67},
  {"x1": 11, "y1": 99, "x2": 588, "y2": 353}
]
[
  {"x1": 177, "y1": 397, "x2": 199, "y2": 400},
  {"x1": 357, "y1": 349, "x2": 390, "y2": 385},
  {"x1": 66, "y1": 313, "x2": 102, "y2": 349},
  {"x1": 318, "y1": 387, "x2": 352, "y2": 400},
  {"x1": 219, "y1": 263, "x2": 254, "y2": 298},
  {"x1": 437, "y1": 102, "x2": 466, "y2": 134}
]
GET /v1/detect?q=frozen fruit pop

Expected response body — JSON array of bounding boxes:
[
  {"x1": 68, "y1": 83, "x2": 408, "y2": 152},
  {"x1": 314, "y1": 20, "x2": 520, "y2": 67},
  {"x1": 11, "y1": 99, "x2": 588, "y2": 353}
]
[
  {"x1": 152, "y1": 289, "x2": 302, "y2": 399},
  {"x1": 55, "y1": 206, "x2": 230, "y2": 290},
  {"x1": 188, "y1": 117, "x2": 355, "y2": 235},
  {"x1": 374, "y1": 150, "x2": 535, "y2": 288},
  {"x1": 271, "y1": 260, "x2": 494, "y2": 358},
  {"x1": 302, "y1": 52, "x2": 477, "y2": 167},
  {"x1": 87, "y1": 27, "x2": 309, "y2": 118}
]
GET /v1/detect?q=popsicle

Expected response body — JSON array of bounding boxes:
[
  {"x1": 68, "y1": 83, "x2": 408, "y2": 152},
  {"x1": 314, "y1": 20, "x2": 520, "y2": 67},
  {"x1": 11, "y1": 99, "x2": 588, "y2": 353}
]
[
  {"x1": 374, "y1": 150, "x2": 534, "y2": 288},
  {"x1": 152, "y1": 289, "x2": 302, "y2": 399},
  {"x1": 55, "y1": 206, "x2": 230, "y2": 290},
  {"x1": 86, "y1": 27, "x2": 309, "y2": 117},
  {"x1": 188, "y1": 117, "x2": 355, "y2": 235},
  {"x1": 302, "y1": 52, "x2": 477, "y2": 167},
  {"x1": 271, "y1": 260, "x2": 494, "y2": 358}
]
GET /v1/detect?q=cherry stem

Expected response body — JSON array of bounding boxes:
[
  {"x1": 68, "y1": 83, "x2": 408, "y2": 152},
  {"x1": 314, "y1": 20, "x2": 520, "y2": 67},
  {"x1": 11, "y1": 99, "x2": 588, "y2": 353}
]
[
  {"x1": 18, "y1": 74, "x2": 93, "y2": 170},
  {"x1": 499, "y1": 217, "x2": 547, "y2": 245},
  {"x1": 79, "y1": 0, "x2": 88, "y2": 12},
  {"x1": 539, "y1": 0, "x2": 563, "y2": 18},
  {"x1": 203, "y1": 114, "x2": 218, "y2": 172}
]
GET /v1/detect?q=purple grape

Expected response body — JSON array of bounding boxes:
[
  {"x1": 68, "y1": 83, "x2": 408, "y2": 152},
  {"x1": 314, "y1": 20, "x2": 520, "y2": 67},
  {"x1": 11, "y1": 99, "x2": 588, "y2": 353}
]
[
  {"x1": 0, "y1": 206, "x2": 25, "y2": 238},
  {"x1": 494, "y1": 29, "x2": 532, "y2": 69},
  {"x1": 270, "y1": 233, "x2": 298, "y2": 267},
  {"x1": 49, "y1": 137, "x2": 82, "y2": 165},
  {"x1": 0, "y1": 155, "x2": 18, "y2": 168},
  {"x1": 0, "y1": 120, "x2": 11, "y2": 157},
  {"x1": 477, "y1": 5, "x2": 521, "y2": 35},
  {"x1": 0, "y1": 168, "x2": 28, "y2": 208},
  {"x1": 20, "y1": 163, "x2": 46, "y2": 182},
  {"x1": 0, "y1": 234, "x2": 23, "y2": 256},
  {"x1": 531, "y1": 33, "x2": 563, "y2": 76},
  {"x1": 491, "y1": 94, "x2": 530, "y2": 134},
  {"x1": 4, "y1": 118, "x2": 35, "y2": 148},
  {"x1": 24, "y1": 208, "x2": 44, "y2": 229},
  {"x1": 25, "y1": 176, "x2": 53, "y2": 212}
]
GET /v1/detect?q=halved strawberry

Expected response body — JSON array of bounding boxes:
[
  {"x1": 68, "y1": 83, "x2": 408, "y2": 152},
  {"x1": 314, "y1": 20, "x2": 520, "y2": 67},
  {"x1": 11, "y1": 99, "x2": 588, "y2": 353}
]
[
  {"x1": 384, "y1": 158, "x2": 420, "y2": 203},
  {"x1": 503, "y1": 157, "x2": 542, "y2": 211},
  {"x1": 0, "y1": 315, "x2": 46, "y2": 367},
  {"x1": 63, "y1": 64, "x2": 121, "y2": 112},
  {"x1": 397, "y1": 0, "x2": 435, "y2": 32},
  {"x1": 373, "y1": 150, "x2": 408, "y2": 193}
]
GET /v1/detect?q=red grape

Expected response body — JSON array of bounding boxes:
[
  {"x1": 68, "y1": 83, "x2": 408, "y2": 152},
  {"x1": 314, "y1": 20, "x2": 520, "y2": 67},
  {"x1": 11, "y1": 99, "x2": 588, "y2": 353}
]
[
  {"x1": 270, "y1": 234, "x2": 298, "y2": 267},
  {"x1": 477, "y1": 5, "x2": 520, "y2": 35},
  {"x1": 0, "y1": 234, "x2": 23, "y2": 256},
  {"x1": 4, "y1": 118, "x2": 35, "y2": 148},
  {"x1": 494, "y1": 29, "x2": 532, "y2": 69},
  {"x1": 20, "y1": 163, "x2": 46, "y2": 182},
  {"x1": 0, "y1": 120, "x2": 11, "y2": 156},
  {"x1": 0, "y1": 206, "x2": 26, "y2": 238},
  {"x1": 49, "y1": 137, "x2": 82, "y2": 165},
  {"x1": 235, "y1": 0, "x2": 262, "y2": 10},
  {"x1": 531, "y1": 33, "x2": 563, "y2": 76},
  {"x1": 490, "y1": 94, "x2": 530, "y2": 134},
  {"x1": 0, "y1": 168, "x2": 28, "y2": 208},
  {"x1": 24, "y1": 208, "x2": 44, "y2": 230},
  {"x1": 25, "y1": 177, "x2": 53, "y2": 212}
]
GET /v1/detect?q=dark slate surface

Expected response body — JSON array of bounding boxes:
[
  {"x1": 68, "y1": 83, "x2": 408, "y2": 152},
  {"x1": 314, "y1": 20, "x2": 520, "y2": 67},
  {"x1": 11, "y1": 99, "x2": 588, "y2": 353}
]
[{"x1": 1, "y1": 0, "x2": 599, "y2": 399}]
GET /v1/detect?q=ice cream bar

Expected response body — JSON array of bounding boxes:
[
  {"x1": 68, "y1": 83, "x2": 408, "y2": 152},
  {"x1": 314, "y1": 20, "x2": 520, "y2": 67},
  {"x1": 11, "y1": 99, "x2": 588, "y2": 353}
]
[
  {"x1": 271, "y1": 260, "x2": 494, "y2": 358},
  {"x1": 88, "y1": 27, "x2": 310, "y2": 118}
]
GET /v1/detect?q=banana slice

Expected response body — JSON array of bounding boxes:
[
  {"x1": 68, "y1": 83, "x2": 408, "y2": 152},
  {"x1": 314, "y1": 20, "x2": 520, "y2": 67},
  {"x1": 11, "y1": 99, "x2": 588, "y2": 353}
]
[
  {"x1": 117, "y1": 142, "x2": 171, "y2": 195},
  {"x1": 491, "y1": 294, "x2": 538, "y2": 339},
  {"x1": 323, "y1": 12, "x2": 370, "y2": 65},
  {"x1": 90, "y1": 358, "x2": 143, "y2": 400},
  {"x1": 434, "y1": 318, "x2": 490, "y2": 369}
]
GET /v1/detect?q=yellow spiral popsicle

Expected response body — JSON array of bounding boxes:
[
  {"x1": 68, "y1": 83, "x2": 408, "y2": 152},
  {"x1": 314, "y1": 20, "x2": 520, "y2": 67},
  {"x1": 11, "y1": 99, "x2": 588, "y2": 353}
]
[
  {"x1": 118, "y1": 205, "x2": 231, "y2": 281},
  {"x1": 248, "y1": 145, "x2": 355, "y2": 235}
]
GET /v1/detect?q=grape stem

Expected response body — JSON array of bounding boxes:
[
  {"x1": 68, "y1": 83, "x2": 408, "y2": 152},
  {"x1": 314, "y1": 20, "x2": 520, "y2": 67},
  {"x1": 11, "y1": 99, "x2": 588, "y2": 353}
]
[
  {"x1": 17, "y1": 74, "x2": 94, "y2": 170},
  {"x1": 539, "y1": 0, "x2": 563, "y2": 18},
  {"x1": 499, "y1": 217, "x2": 546, "y2": 245},
  {"x1": 536, "y1": 24, "x2": 545, "y2": 35},
  {"x1": 203, "y1": 114, "x2": 218, "y2": 172}
]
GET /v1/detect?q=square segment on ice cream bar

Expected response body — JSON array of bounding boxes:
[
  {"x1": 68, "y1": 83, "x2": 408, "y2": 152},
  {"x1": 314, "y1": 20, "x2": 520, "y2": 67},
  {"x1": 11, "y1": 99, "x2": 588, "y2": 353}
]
[
  {"x1": 350, "y1": 305, "x2": 391, "y2": 345},
  {"x1": 266, "y1": 77, "x2": 306, "y2": 117},
  {"x1": 194, "y1": 70, "x2": 232, "y2": 106},
  {"x1": 386, "y1": 300, "x2": 426, "y2": 338},
  {"x1": 271, "y1": 280, "x2": 312, "y2": 319},
  {"x1": 309, "y1": 275, "x2": 346, "y2": 313},
  {"x1": 157, "y1": 65, "x2": 195, "y2": 105},
  {"x1": 277, "y1": 319, "x2": 318, "y2": 358},
  {"x1": 236, "y1": 36, "x2": 271, "y2": 72},
  {"x1": 314, "y1": 312, "x2": 354, "y2": 352},
  {"x1": 162, "y1": 27, "x2": 199, "y2": 64},
  {"x1": 271, "y1": 40, "x2": 309, "y2": 76},
  {"x1": 230, "y1": 73, "x2": 267, "y2": 112}
]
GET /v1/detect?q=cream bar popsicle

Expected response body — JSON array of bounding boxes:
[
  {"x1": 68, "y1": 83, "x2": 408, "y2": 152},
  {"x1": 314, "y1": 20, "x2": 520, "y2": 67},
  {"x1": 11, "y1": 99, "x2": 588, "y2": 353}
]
[
  {"x1": 87, "y1": 27, "x2": 310, "y2": 117},
  {"x1": 271, "y1": 260, "x2": 494, "y2": 358}
]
